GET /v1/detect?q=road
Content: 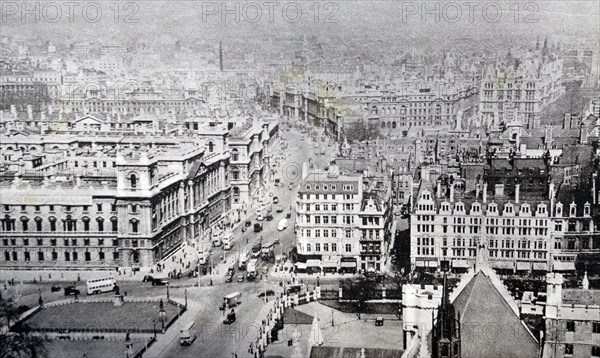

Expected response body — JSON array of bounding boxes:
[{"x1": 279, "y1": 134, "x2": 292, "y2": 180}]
[{"x1": 157, "y1": 121, "x2": 340, "y2": 357}]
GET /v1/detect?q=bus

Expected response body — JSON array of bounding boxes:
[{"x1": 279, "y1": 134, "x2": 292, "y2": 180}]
[
  {"x1": 180, "y1": 321, "x2": 197, "y2": 346},
  {"x1": 223, "y1": 232, "x2": 234, "y2": 250},
  {"x1": 261, "y1": 241, "x2": 277, "y2": 260},
  {"x1": 86, "y1": 276, "x2": 116, "y2": 295}
]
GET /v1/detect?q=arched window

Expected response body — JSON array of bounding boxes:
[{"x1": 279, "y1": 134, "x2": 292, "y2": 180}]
[
  {"x1": 208, "y1": 142, "x2": 214, "y2": 152},
  {"x1": 110, "y1": 216, "x2": 118, "y2": 232},
  {"x1": 96, "y1": 217, "x2": 104, "y2": 232},
  {"x1": 392, "y1": 122, "x2": 397, "y2": 129},
  {"x1": 20, "y1": 216, "x2": 29, "y2": 232},
  {"x1": 82, "y1": 216, "x2": 90, "y2": 231},
  {"x1": 34, "y1": 217, "x2": 43, "y2": 232},
  {"x1": 48, "y1": 216, "x2": 57, "y2": 232},
  {"x1": 130, "y1": 218, "x2": 139, "y2": 233},
  {"x1": 231, "y1": 149, "x2": 239, "y2": 161},
  {"x1": 233, "y1": 187, "x2": 240, "y2": 196},
  {"x1": 130, "y1": 174, "x2": 137, "y2": 188},
  {"x1": 64, "y1": 215, "x2": 76, "y2": 232}
]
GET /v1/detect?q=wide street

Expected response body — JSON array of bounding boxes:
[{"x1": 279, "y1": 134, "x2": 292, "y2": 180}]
[{"x1": 148, "y1": 121, "x2": 340, "y2": 357}]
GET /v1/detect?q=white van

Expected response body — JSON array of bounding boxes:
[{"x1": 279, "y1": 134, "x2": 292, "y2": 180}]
[
  {"x1": 180, "y1": 321, "x2": 197, "y2": 346},
  {"x1": 223, "y1": 232, "x2": 234, "y2": 250},
  {"x1": 212, "y1": 231, "x2": 222, "y2": 247},
  {"x1": 277, "y1": 219, "x2": 288, "y2": 231}
]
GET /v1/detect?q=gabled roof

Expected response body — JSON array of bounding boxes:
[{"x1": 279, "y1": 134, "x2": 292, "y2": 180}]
[{"x1": 452, "y1": 271, "x2": 539, "y2": 358}]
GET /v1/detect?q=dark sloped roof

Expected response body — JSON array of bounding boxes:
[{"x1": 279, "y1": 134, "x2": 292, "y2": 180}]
[
  {"x1": 452, "y1": 272, "x2": 539, "y2": 358},
  {"x1": 562, "y1": 289, "x2": 600, "y2": 305},
  {"x1": 283, "y1": 307, "x2": 314, "y2": 325}
]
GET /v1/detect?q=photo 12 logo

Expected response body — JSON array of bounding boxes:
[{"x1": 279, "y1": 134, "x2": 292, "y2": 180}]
[
  {"x1": 1, "y1": 1, "x2": 140, "y2": 24},
  {"x1": 201, "y1": 1, "x2": 339, "y2": 23},
  {"x1": 399, "y1": 1, "x2": 539, "y2": 23}
]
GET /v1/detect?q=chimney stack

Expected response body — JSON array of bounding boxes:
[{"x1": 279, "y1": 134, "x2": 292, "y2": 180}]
[
  {"x1": 450, "y1": 183, "x2": 455, "y2": 203},
  {"x1": 27, "y1": 105, "x2": 33, "y2": 120},
  {"x1": 515, "y1": 184, "x2": 520, "y2": 204},
  {"x1": 436, "y1": 180, "x2": 442, "y2": 198},
  {"x1": 483, "y1": 183, "x2": 488, "y2": 203},
  {"x1": 10, "y1": 105, "x2": 17, "y2": 117},
  {"x1": 475, "y1": 183, "x2": 481, "y2": 200}
]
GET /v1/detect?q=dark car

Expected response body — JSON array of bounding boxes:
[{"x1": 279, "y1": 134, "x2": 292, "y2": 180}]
[
  {"x1": 286, "y1": 212, "x2": 292, "y2": 219},
  {"x1": 245, "y1": 220, "x2": 252, "y2": 227},
  {"x1": 225, "y1": 273, "x2": 234, "y2": 283},
  {"x1": 142, "y1": 275, "x2": 154, "y2": 283},
  {"x1": 266, "y1": 214, "x2": 273, "y2": 221},
  {"x1": 64, "y1": 286, "x2": 80, "y2": 296},
  {"x1": 258, "y1": 290, "x2": 276, "y2": 298},
  {"x1": 254, "y1": 223, "x2": 263, "y2": 232},
  {"x1": 51, "y1": 286, "x2": 61, "y2": 293},
  {"x1": 151, "y1": 278, "x2": 169, "y2": 286},
  {"x1": 273, "y1": 197, "x2": 279, "y2": 204}
]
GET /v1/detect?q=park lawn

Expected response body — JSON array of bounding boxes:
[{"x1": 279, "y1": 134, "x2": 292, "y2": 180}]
[
  {"x1": 25, "y1": 302, "x2": 180, "y2": 331},
  {"x1": 46, "y1": 339, "x2": 146, "y2": 358}
]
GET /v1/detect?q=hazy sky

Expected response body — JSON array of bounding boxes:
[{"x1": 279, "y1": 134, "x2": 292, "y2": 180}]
[{"x1": 1, "y1": 1, "x2": 598, "y2": 43}]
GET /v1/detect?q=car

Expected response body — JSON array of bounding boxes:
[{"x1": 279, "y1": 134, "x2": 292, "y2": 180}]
[
  {"x1": 51, "y1": 286, "x2": 61, "y2": 293},
  {"x1": 258, "y1": 290, "x2": 276, "y2": 298},
  {"x1": 273, "y1": 197, "x2": 279, "y2": 204},
  {"x1": 245, "y1": 220, "x2": 252, "y2": 227},
  {"x1": 142, "y1": 275, "x2": 155, "y2": 283},
  {"x1": 225, "y1": 274, "x2": 234, "y2": 283},
  {"x1": 288, "y1": 184, "x2": 293, "y2": 190},
  {"x1": 262, "y1": 266, "x2": 269, "y2": 274},
  {"x1": 237, "y1": 274, "x2": 245, "y2": 282},
  {"x1": 269, "y1": 192, "x2": 273, "y2": 197},
  {"x1": 276, "y1": 206, "x2": 284, "y2": 213},
  {"x1": 152, "y1": 278, "x2": 169, "y2": 286},
  {"x1": 286, "y1": 212, "x2": 292, "y2": 219},
  {"x1": 266, "y1": 214, "x2": 273, "y2": 221},
  {"x1": 64, "y1": 286, "x2": 80, "y2": 296}
]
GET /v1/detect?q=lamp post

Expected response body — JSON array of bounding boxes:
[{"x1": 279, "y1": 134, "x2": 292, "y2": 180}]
[
  {"x1": 331, "y1": 309, "x2": 334, "y2": 327},
  {"x1": 166, "y1": 282, "x2": 170, "y2": 301},
  {"x1": 152, "y1": 318, "x2": 157, "y2": 339},
  {"x1": 184, "y1": 289, "x2": 188, "y2": 308},
  {"x1": 159, "y1": 299, "x2": 166, "y2": 333},
  {"x1": 38, "y1": 288, "x2": 43, "y2": 307}
]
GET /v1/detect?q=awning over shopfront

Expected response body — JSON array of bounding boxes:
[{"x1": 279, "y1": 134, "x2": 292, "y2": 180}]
[
  {"x1": 322, "y1": 259, "x2": 338, "y2": 268},
  {"x1": 452, "y1": 260, "x2": 470, "y2": 269},
  {"x1": 516, "y1": 262, "x2": 531, "y2": 271},
  {"x1": 295, "y1": 263, "x2": 307, "y2": 270},
  {"x1": 416, "y1": 260, "x2": 438, "y2": 268},
  {"x1": 491, "y1": 261, "x2": 514, "y2": 270},
  {"x1": 532, "y1": 262, "x2": 548, "y2": 271},
  {"x1": 306, "y1": 259, "x2": 321, "y2": 267},
  {"x1": 553, "y1": 261, "x2": 576, "y2": 271},
  {"x1": 340, "y1": 261, "x2": 357, "y2": 268}
]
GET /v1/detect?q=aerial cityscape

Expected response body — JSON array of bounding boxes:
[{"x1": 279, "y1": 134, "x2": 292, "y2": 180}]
[{"x1": 0, "y1": 1, "x2": 599, "y2": 357}]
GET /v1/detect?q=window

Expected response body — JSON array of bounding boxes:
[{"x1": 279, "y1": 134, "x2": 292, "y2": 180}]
[
  {"x1": 85, "y1": 252, "x2": 91, "y2": 261},
  {"x1": 113, "y1": 251, "x2": 119, "y2": 260},
  {"x1": 306, "y1": 244, "x2": 311, "y2": 252},
  {"x1": 98, "y1": 239, "x2": 104, "y2": 246},
  {"x1": 315, "y1": 243, "x2": 321, "y2": 252},
  {"x1": 24, "y1": 251, "x2": 30, "y2": 261},
  {"x1": 73, "y1": 252, "x2": 78, "y2": 261},
  {"x1": 131, "y1": 219, "x2": 139, "y2": 233},
  {"x1": 111, "y1": 203, "x2": 117, "y2": 212},
  {"x1": 51, "y1": 239, "x2": 56, "y2": 246},
  {"x1": 130, "y1": 174, "x2": 137, "y2": 188},
  {"x1": 83, "y1": 217, "x2": 90, "y2": 231},
  {"x1": 592, "y1": 346, "x2": 600, "y2": 357},
  {"x1": 593, "y1": 322, "x2": 600, "y2": 334},
  {"x1": 566, "y1": 321, "x2": 575, "y2": 332},
  {"x1": 84, "y1": 239, "x2": 90, "y2": 246},
  {"x1": 113, "y1": 239, "x2": 119, "y2": 246},
  {"x1": 345, "y1": 244, "x2": 352, "y2": 252},
  {"x1": 111, "y1": 217, "x2": 118, "y2": 232},
  {"x1": 52, "y1": 252, "x2": 57, "y2": 261},
  {"x1": 49, "y1": 205, "x2": 54, "y2": 211},
  {"x1": 97, "y1": 204, "x2": 103, "y2": 212},
  {"x1": 565, "y1": 344, "x2": 573, "y2": 355},
  {"x1": 37, "y1": 239, "x2": 42, "y2": 246},
  {"x1": 38, "y1": 252, "x2": 44, "y2": 261},
  {"x1": 99, "y1": 251, "x2": 105, "y2": 260},
  {"x1": 65, "y1": 252, "x2": 71, "y2": 261},
  {"x1": 131, "y1": 205, "x2": 137, "y2": 213},
  {"x1": 49, "y1": 218, "x2": 56, "y2": 232},
  {"x1": 97, "y1": 218, "x2": 104, "y2": 232},
  {"x1": 332, "y1": 243, "x2": 337, "y2": 252},
  {"x1": 21, "y1": 218, "x2": 28, "y2": 231},
  {"x1": 35, "y1": 217, "x2": 42, "y2": 231}
]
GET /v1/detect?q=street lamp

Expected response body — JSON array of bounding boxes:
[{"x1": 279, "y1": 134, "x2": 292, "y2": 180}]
[
  {"x1": 159, "y1": 299, "x2": 166, "y2": 333},
  {"x1": 331, "y1": 309, "x2": 334, "y2": 327},
  {"x1": 184, "y1": 289, "x2": 188, "y2": 308},
  {"x1": 166, "y1": 282, "x2": 170, "y2": 301},
  {"x1": 152, "y1": 318, "x2": 157, "y2": 339}
]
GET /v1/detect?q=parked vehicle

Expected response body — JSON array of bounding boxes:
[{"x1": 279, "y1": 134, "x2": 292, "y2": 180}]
[
  {"x1": 266, "y1": 214, "x2": 273, "y2": 221},
  {"x1": 238, "y1": 255, "x2": 248, "y2": 270},
  {"x1": 152, "y1": 277, "x2": 169, "y2": 286},
  {"x1": 285, "y1": 284, "x2": 303, "y2": 295},
  {"x1": 86, "y1": 277, "x2": 116, "y2": 295},
  {"x1": 64, "y1": 286, "x2": 80, "y2": 296},
  {"x1": 142, "y1": 275, "x2": 155, "y2": 283},
  {"x1": 276, "y1": 206, "x2": 284, "y2": 213},
  {"x1": 273, "y1": 197, "x2": 279, "y2": 204},
  {"x1": 180, "y1": 322, "x2": 197, "y2": 346},
  {"x1": 274, "y1": 178, "x2": 280, "y2": 186},
  {"x1": 286, "y1": 212, "x2": 292, "y2": 219},
  {"x1": 51, "y1": 286, "x2": 61, "y2": 293},
  {"x1": 245, "y1": 220, "x2": 252, "y2": 227},
  {"x1": 237, "y1": 274, "x2": 245, "y2": 282},
  {"x1": 247, "y1": 258, "x2": 258, "y2": 280},
  {"x1": 254, "y1": 223, "x2": 263, "y2": 232},
  {"x1": 288, "y1": 184, "x2": 293, "y2": 190}
]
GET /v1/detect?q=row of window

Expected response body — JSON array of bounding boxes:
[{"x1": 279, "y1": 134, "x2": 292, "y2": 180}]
[
  {"x1": 4, "y1": 250, "x2": 119, "y2": 262},
  {"x1": 304, "y1": 184, "x2": 354, "y2": 192},
  {"x1": 304, "y1": 243, "x2": 354, "y2": 253},
  {"x1": 298, "y1": 193, "x2": 355, "y2": 201},
  {"x1": 3, "y1": 203, "x2": 119, "y2": 213},
  {"x1": 564, "y1": 344, "x2": 600, "y2": 357},
  {"x1": 0, "y1": 216, "x2": 139, "y2": 233},
  {"x1": 2, "y1": 238, "x2": 118, "y2": 247}
]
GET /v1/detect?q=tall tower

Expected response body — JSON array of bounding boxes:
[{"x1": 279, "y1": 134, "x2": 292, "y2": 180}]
[
  {"x1": 219, "y1": 41, "x2": 223, "y2": 72},
  {"x1": 432, "y1": 274, "x2": 461, "y2": 358}
]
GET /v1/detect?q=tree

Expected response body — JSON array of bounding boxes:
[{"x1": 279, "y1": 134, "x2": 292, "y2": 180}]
[
  {"x1": 343, "y1": 120, "x2": 380, "y2": 143},
  {"x1": 0, "y1": 298, "x2": 46, "y2": 358},
  {"x1": 341, "y1": 274, "x2": 377, "y2": 319}
]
